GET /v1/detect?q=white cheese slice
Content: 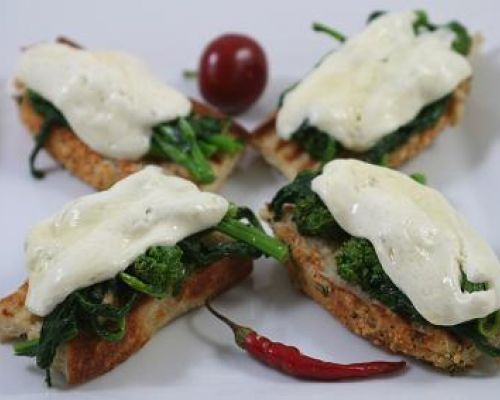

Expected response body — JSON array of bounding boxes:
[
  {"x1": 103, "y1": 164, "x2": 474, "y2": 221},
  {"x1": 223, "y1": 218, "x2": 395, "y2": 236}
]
[
  {"x1": 312, "y1": 159, "x2": 500, "y2": 326},
  {"x1": 25, "y1": 166, "x2": 228, "y2": 316},
  {"x1": 17, "y1": 43, "x2": 191, "y2": 160},
  {"x1": 277, "y1": 11, "x2": 472, "y2": 151}
]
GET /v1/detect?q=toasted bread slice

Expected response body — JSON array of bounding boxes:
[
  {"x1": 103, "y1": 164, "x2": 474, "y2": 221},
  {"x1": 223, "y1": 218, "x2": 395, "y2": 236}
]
[
  {"x1": 17, "y1": 89, "x2": 248, "y2": 192},
  {"x1": 250, "y1": 80, "x2": 470, "y2": 180},
  {"x1": 0, "y1": 256, "x2": 252, "y2": 384},
  {"x1": 262, "y1": 207, "x2": 481, "y2": 371}
]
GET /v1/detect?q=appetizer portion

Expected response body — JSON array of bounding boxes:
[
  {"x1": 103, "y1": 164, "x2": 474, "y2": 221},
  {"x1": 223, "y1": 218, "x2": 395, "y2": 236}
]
[
  {"x1": 15, "y1": 41, "x2": 247, "y2": 191},
  {"x1": 252, "y1": 11, "x2": 474, "y2": 179},
  {"x1": 263, "y1": 159, "x2": 500, "y2": 371},
  {"x1": 0, "y1": 166, "x2": 287, "y2": 385}
]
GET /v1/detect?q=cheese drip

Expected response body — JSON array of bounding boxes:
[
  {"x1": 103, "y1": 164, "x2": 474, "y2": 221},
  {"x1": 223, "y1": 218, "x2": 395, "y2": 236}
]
[
  {"x1": 25, "y1": 166, "x2": 229, "y2": 316},
  {"x1": 277, "y1": 11, "x2": 472, "y2": 151},
  {"x1": 17, "y1": 43, "x2": 191, "y2": 160},
  {"x1": 312, "y1": 159, "x2": 500, "y2": 326}
]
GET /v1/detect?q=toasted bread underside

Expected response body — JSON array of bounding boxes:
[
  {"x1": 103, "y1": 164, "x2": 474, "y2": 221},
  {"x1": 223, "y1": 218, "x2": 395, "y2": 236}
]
[
  {"x1": 0, "y1": 256, "x2": 252, "y2": 384},
  {"x1": 17, "y1": 91, "x2": 248, "y2": 192},
  {"x1": 262, "y1": 208, "x2": 480, "y2": 371},
  {"x1": 250, "y1": 80, "x2": 470, "y2": 180}
]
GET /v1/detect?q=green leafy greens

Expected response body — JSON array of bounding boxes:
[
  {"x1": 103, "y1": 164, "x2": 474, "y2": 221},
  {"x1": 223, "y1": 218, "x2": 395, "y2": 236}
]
[
  {"x1": 26, "y1": 91, "x2": 244, "y2": 184},
  {"x1": 271, "y1": 171, "x2": 500, "y2": 358},
  {"x1": 25, "y1": 90, "x2": 68, "y2": 179},
  {"x1": 279, "y1": 11, "x2": 472, "y2": 165},
  {"x1": 14, "y1": 205, "x2": 288, "y2": 385},
  {"x1": 361, "y1": 95, "x2": 451, "y2": 165},
  {"x1": 150, "y1": 116, "x2": 244, "y2": 184},
  {"x1": 291, "y1": 123, "x2": 337, "y2": 165},
  {"x1": 336, "y1": 238, "x2": 500, "y2": 357},
  {"x1": 336, "y1": 238, "x2": 426, "y2": 324},
  {"x1": 270, "y1": 170, "x2": 345, "y2": 239}
]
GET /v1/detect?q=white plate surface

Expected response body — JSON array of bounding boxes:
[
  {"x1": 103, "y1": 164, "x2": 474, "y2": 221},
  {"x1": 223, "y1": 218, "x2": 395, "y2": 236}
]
[{"x1": 1, "y1": 1, "x2": 500, "y2": 398}]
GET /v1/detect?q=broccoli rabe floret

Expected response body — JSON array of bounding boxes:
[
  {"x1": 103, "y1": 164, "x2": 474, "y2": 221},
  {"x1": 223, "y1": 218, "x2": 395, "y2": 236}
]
[
  {"x1": 291, "y1": 124, "x2": 337, "y2": 163},
  {"x1": 335, "y1": 238, "x2": 425, "y2": 323},
  {"x1": 270, "y1": 170, "x2": 344, "y2": 239},
  {"x1": 335, "y1": 238, "x2": 380, "y2": 284},
  {"x1": 150, "y1": 116, "x2": 244, "y2": 184},
  {"x1": 120, "y1": 246, "x2": 187, "y2": 298},
  {"x1": 293, "y1": 192, "x2": 343, "y2": 238}
]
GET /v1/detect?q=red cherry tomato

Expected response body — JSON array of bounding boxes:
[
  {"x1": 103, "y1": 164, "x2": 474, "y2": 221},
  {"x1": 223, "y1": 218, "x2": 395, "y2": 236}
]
[{"x1": 198, "y1": 33, "x2": 267, "y2": 115}]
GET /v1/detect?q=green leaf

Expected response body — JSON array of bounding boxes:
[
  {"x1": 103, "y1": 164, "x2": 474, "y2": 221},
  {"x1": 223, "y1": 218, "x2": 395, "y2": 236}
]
[
  {"x1": 410, "y1": 172, "x2": 427, "y2": 185},
  {"x1": 291, "y1": 123, "x2": 337, "y2": 164},
  {"x1": 121, "y1": 246, "x2": 187, "y2": 297},
  {"x1": 35, "y1": 294, "x2": 79, "y2": 385},
  {"x1": 361, "y1": 95, "x2": 451, "y2": 165},
  {"x1": 14, "y1": 339, "x2": 39, "y2": 357},
  {"x1": 26, "y1": 90, "x2": 68, "y2": 179}
]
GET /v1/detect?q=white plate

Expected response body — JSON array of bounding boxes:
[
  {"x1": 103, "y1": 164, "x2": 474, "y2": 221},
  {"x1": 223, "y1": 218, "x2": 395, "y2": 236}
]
[{"x1": 1, "y1": 1, "x2": 500, "y2": 398}]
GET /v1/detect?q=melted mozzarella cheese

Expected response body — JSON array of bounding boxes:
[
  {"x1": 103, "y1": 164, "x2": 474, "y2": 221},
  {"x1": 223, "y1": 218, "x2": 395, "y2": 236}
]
[
  {"x1": 312, "y1": 160, "x2": 500, "y2": 326},
  {"x1": 277, "y1": 11, "x2": 472, "y2": 151},
  {"x1": 17, "y1": 43, "x2": 191, "y2": 160},
  {"x1": 25, "y1": 166, "x2": 228, "y2": 316}
]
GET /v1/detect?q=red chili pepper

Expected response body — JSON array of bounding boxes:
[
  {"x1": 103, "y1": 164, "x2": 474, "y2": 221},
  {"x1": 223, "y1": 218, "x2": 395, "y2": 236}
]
[{"x1": 206, "y1": 303, "x2": 406, "y2": 380}]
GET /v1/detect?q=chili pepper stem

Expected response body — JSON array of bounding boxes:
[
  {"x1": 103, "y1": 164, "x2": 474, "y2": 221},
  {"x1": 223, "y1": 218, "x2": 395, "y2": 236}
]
[{"x1": 206, "y1": 302, "x2": 253, "y2": 348}]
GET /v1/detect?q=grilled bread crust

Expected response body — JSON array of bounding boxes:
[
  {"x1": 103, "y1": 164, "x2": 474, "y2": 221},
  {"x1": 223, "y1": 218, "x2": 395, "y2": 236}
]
[
  {"x1": 0, "y1": 256, "x2": 252, "y2": 384},
  {"x1": 250, "y1": 80, "x2": 470, "y2": 180},
  {"x1": 262, "y1": 208, "x2": 481, "y2": 371},
  {"x1": 18, "y1": 91, "x2": 248, "y2": 192}
]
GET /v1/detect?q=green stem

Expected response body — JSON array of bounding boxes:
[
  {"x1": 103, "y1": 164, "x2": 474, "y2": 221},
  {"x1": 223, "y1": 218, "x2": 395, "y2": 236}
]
[
  {"x1": 410, "y1": 172, "x2": 427, "y2": 185},
  {"x1": 216, "y1": 219, "x2": 289, "y2": 263},
  {"x1": 179, "y1": 118, "x2": 216, "y2": 184},
  {"x1": 199, "y1": 141, "x2": 218, "y2": 157},
  {"x1": 90, "y1": 315, "x2": 127, "y2": 342},
  {"x1": 183, "y1": 69, "x2": 198, "y2": 79},
  {"x1": 119, "y1": 272, "x2": 166, "y2": 299},
  {"x1": 478, "y1": 311, "x2": 500, "y2": 338},
  {"x1": 203, "y1": 134, "x2": 244, "y2": 154},
  {"x1": 152, "y1": 124, "x2": 215, "y2": 184},
  {"x1": 312, "y1": 22, "x2": 346, "y2": 43},
  {"x1": 29, "y1": 119, "x2": 55, "y2": 179},
  {"x1": 14, "y1": 338, "x2": 39, "y2": 357}
]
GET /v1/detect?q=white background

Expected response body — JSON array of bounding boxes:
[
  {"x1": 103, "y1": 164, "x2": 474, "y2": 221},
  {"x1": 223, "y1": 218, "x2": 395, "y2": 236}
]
[{"x1": 1, "y1": 1, "x2": 500, "y2": 398}]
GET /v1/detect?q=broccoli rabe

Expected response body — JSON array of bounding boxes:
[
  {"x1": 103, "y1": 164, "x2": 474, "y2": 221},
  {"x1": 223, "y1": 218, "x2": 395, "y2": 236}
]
[
  {"x1": 336, "y1": 238, "x2": 425, "y2": 323},
  {"x1": 361, "y1": 95, "x2": 451, "y2": 165},
  {"x1": 216, "y1": 204, "x2": 289, "y2": 263},
  {"x1": 119, "y1": 246, "x2": 186, "y2": 298},
  {"x1": 150, "y1": 115, "x2": 245, "y2": 184},
  {"x1": 410, "y1": 172, "x2": 427, "y2": 185},
  {"x1": 26, "y1": 90, "x2": 68, "y2": 179},
  {"x1": 370, "y1": 10, "x2": 472, "y2": 56},
  {"x1": 270, "y1": 170, "x2": 345, "y2": 239},
  {"x1": 291, "y1": 123, "x2": 337, "y2": 164}
]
